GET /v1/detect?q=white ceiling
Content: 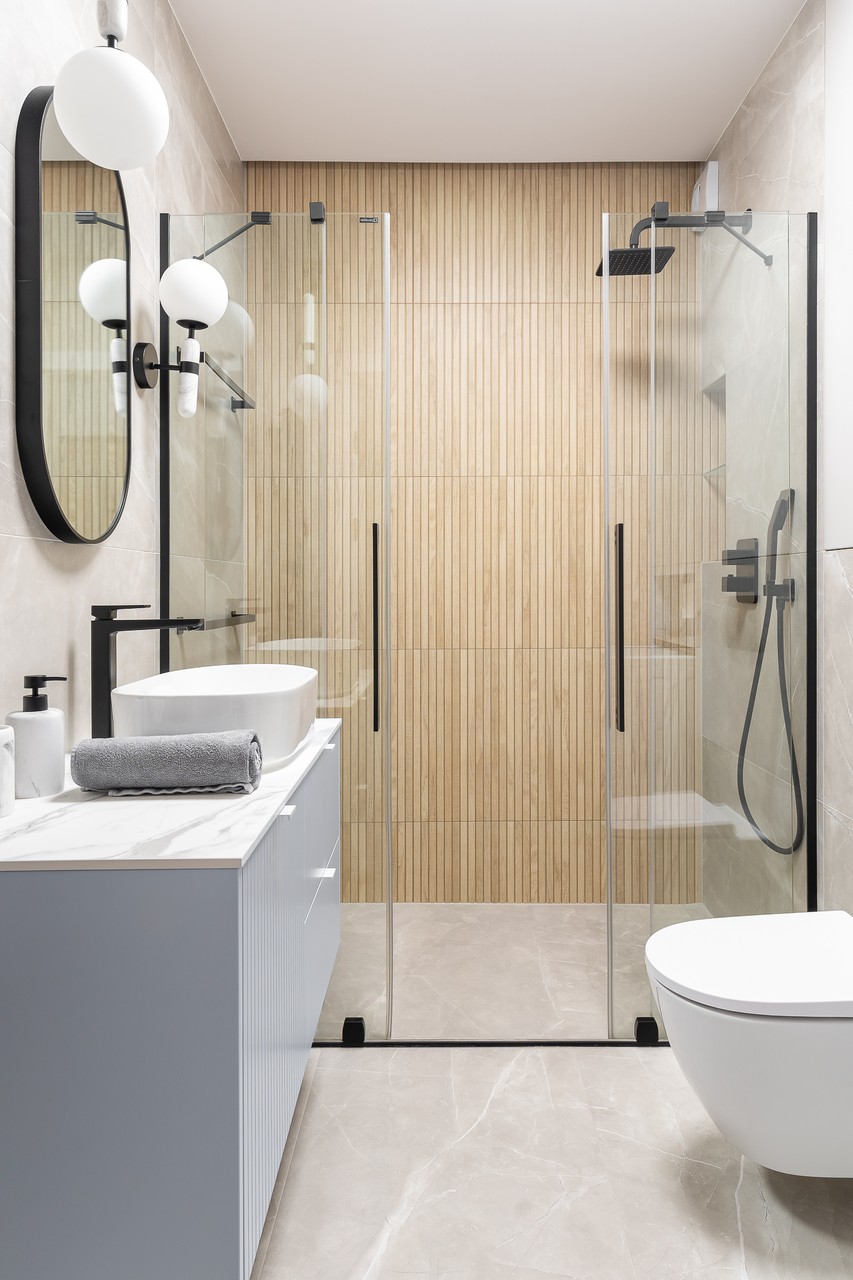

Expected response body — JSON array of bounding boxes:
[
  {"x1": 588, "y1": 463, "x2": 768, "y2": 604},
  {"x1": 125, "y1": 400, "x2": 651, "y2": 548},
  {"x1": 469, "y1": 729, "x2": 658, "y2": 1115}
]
[{"x1": 167, "y1": 0, "x2": 807, "y2": 163}]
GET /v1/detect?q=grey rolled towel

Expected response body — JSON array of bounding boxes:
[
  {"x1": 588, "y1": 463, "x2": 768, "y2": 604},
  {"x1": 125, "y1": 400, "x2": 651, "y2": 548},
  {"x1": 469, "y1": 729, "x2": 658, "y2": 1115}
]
[{"x1": 71, "y1": 730, "x2": 263, "y2": 796}]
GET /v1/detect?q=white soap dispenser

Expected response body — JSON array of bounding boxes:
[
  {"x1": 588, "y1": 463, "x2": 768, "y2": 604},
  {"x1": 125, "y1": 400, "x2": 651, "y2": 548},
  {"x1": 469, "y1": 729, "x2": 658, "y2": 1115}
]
[{"x1": 6, "y1": 676, "x2": 67, "y2": 799}]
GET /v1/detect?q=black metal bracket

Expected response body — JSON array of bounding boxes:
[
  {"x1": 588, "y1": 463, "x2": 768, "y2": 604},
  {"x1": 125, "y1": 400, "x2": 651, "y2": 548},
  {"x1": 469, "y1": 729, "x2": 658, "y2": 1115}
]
[
  {"x1": 630, "y1": 201, "x2": 772, "y2": 267},
  {"x1": 176, "y1": 611, "x2": 256, "y2": 636},
  {"x1": 309, "y1": 201, "x2": 326, "y2": 225},
  {"x1": 722, "y1": 537, "x2": 759, "y2": 604},
  {"x1": 194, "y1": 211, "x2": 271, "y2": 261},
  {"x1": 765, "y1": 578, "x2": 795, "y2": 603},
  {"x1": 132, "y1": 341, "x2": 160, "y2": 390},
  {"x1": 202, "y1": 351, "x2": 255, "y2": 411},
  {"x1": 74, "y1": 210, "x2": 126, "y2": 232},
  {"x1": 132, "y1": 343, "x2": 255, "y2": 411}
]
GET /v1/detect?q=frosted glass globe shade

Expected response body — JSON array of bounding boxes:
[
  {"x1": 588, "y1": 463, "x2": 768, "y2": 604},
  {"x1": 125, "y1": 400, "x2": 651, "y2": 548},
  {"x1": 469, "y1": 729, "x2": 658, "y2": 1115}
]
[
  {"x1": 287, "y1": 374, "x2": 328, "y2": 423},
  {"x1": 54, "y1": 46, "x2": 169, "y2": 171},
  {"x1": 159, "y1": 259, "x2": 229, "y2": 329},
  {"x1": 78, "y1": 258, "x2": 127, "y2": 327}
]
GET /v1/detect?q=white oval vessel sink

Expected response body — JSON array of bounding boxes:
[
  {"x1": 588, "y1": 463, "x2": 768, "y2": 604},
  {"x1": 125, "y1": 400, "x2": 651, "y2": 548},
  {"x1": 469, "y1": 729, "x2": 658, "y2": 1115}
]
[{"x1": 112, "y1": 664, "x2": 318, "y2": 767}]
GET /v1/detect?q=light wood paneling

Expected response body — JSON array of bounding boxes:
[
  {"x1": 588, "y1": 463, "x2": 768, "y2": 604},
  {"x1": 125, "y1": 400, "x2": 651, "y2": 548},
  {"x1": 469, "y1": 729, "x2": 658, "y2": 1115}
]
[{"x1": 247, "y1": 162, "x2": 703, "y2": 904}]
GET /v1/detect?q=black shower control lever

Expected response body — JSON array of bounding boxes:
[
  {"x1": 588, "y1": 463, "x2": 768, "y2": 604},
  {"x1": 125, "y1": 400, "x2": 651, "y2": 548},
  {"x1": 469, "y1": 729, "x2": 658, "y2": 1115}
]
[{"x1": 722, "y1": 538, "x2": 759, "y2": 604}]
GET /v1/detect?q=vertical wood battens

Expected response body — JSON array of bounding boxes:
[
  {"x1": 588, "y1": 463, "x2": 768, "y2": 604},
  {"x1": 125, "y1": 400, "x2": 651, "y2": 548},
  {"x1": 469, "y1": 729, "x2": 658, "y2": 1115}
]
[{"x1": 247, "y1": 162, "x2": 701, "y2": 905}]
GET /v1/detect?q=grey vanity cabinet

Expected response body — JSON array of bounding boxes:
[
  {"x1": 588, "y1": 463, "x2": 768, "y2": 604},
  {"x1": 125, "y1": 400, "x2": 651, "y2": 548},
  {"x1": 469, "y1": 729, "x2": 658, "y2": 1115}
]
[
  {"x1": 0, "y1": 728, "x2": 341, "y2": 1280},
  {"x1": 239, "y1": 734, "x2": 342, "y2": 1278}
]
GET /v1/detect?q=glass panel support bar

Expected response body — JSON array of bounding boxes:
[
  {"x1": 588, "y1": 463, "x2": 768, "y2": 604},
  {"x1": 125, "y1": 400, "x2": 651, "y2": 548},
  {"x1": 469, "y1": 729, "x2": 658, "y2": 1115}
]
[{"x1": 194, "y1": 211, "x2": 271, "y2": 260}]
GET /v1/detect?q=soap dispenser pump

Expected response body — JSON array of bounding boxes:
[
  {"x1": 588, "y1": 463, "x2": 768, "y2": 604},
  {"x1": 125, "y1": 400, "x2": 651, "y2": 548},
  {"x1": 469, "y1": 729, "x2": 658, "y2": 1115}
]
[{"x1": 6, "y1": 676, "x2": 67, "y2": 798}]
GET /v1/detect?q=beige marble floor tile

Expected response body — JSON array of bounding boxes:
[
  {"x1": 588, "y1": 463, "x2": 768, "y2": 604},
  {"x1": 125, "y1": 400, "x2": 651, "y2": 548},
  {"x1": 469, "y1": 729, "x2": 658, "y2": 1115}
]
[
  {"x1": 259, "y1": 1046, "x2": 853, "y2": 1280},
  {"x1": 319, "y1": 904, "x2": 610, "y2": 1042}
]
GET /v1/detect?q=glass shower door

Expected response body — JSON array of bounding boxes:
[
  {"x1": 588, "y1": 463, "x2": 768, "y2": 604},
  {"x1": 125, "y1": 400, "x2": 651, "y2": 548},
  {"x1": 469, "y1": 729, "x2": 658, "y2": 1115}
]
[
  {"x1": 315, "y1": 213, "x2": 393, "y2": 1041},
  {"x1": 602, "y1": 212, "x2": 656, "y2": 1038},
  {"x1": 165, "y1": 209, "x2": 394, "y2": 1042},
  {"x1": 604, "y1": 210, "x2": 811, "y2": 1040}
]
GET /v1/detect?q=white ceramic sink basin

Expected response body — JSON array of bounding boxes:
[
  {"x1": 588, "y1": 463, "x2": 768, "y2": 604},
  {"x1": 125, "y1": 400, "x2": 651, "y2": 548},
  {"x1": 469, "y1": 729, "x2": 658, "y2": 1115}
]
[{"x1": 112, "y1": 664, "x2": 318, "y2": 767}]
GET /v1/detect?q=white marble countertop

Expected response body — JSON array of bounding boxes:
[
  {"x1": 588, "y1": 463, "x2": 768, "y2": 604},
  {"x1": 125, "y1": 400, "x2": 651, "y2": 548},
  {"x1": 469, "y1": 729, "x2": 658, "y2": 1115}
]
[{"x1": 0, "y1": 719, "x2": 341, "y2": 871}]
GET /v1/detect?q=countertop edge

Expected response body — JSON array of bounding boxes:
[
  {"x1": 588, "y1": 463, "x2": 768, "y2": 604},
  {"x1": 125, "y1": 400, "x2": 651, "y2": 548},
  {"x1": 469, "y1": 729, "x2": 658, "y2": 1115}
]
[{"x1": 0, "y1": 718, "x2": 342, "y2": 871}]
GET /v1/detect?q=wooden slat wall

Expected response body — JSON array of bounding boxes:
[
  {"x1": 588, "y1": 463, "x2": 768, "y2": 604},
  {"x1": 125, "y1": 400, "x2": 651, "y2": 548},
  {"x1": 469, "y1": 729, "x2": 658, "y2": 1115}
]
[
  {"x1": 247, "y1": 161, "x2": 704, "y2": 904},
  {"x1": 42, "y1": 162, "x2": 126, "y2": 540}
]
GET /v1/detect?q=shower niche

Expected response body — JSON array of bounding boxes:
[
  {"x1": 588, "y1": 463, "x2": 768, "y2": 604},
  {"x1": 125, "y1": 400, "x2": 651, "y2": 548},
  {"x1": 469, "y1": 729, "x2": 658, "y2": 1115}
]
[{"x1": 602, "y1": 207, "x2": 817, "y2": 1040}]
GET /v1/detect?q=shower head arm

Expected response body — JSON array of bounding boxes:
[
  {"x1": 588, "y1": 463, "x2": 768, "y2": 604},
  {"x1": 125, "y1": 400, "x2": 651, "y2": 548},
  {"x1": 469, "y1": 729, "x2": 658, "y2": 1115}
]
[{"x1": 627, "y1": 204, "x2": 771, "y2": 265}]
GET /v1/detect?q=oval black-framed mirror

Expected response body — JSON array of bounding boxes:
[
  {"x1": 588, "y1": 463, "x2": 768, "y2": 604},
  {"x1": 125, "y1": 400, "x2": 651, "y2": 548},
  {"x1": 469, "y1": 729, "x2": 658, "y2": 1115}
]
[{"x1": 15, "y1": 85, "x2": 132, "y2": 544}]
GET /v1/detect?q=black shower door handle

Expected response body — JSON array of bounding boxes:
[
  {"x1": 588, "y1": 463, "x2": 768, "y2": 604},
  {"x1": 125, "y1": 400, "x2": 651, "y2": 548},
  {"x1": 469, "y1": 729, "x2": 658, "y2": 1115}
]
[
  {"x1": 372, "y1": 522, "x2": 380, "y2": 733},
  {"x1": 614, "y1": 523, "x2": 625, "y2": 733}
]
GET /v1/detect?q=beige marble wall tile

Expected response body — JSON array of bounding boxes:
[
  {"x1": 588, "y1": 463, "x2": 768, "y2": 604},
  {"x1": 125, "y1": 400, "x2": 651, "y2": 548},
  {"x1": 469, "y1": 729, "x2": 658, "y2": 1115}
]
[
  {"x1": 701, "y1": 737, "x2": 801, "y2": 916},
  {"x1": 710, "y1": 0, "x2": 824, "y2": 216},
  {"x1": 707, "y1": 1, "x2": 824, "y2": 911},
  {"x1": 821, "y1": 802, "x2": 853, "y2": 912},
  {"x1": 821, "y1": 550, "x2": 853, "y2": 835},
  {"x1": 0, "y1": 0, "x2": 245, "y2": 744}
]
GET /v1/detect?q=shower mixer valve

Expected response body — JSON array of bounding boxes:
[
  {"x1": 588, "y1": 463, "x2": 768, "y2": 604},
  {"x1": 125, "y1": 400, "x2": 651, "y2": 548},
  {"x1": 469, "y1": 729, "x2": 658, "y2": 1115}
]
[{"x1": 722, "y1": 538, "x2": 759, "y2": 604}]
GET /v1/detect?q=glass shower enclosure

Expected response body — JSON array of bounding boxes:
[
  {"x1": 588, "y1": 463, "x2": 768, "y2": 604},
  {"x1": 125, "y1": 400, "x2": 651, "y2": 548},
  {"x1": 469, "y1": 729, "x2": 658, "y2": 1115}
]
[
  {"x1": 602, "y1": 208, "x2": 817, "y2": 1039},
  {"x1": 161, "y1": 209, "x2": 393, "y2": 1043}
]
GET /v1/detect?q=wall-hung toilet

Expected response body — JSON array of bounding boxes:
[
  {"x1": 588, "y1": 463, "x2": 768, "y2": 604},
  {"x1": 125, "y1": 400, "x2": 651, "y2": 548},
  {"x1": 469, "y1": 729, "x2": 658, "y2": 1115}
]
[{"x1": 645, "y1": 911, "x2": 853, "y2": 1177}]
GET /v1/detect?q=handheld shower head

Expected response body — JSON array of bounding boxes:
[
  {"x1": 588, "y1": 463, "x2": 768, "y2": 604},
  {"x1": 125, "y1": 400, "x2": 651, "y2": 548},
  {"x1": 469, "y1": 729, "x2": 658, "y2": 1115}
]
[
  {"x1": 770, "y1": 488, "x2": 793, "y2": 536},
  {"x1": 766, "y1": 488, "x2": 794, "y2": 585}
]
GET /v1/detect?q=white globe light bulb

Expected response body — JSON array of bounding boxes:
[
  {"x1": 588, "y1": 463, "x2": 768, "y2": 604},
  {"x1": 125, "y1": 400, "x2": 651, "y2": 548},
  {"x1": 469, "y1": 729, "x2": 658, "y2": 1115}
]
[
  {"x1": 207, "y1": 300, "x2": 254, "y2": 359},
  {"x1": 54, "y1": 46, "x2": 169, "y2": 171},
  {"x1": 78, "y1": 257, "x2": 126, "y2": 327},
  {"x1": 159, "y1": 259, "x2": 229, "y2": 329},
  {"x1": 287, "y1": 374, "x2": 328, "y2": 423}
]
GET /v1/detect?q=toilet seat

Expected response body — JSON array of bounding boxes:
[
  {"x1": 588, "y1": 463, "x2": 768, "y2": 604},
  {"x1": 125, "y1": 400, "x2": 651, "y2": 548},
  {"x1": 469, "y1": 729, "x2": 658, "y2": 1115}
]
[{"x1": 645, "y1": 910, "x2": 853, "y2": 1018}]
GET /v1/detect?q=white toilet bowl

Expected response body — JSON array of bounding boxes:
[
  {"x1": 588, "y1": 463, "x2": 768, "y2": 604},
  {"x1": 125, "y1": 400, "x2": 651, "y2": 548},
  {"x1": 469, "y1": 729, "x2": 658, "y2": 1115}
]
[{"x1": 645, "y1": 910, "x2": 853, "y2": 1177}]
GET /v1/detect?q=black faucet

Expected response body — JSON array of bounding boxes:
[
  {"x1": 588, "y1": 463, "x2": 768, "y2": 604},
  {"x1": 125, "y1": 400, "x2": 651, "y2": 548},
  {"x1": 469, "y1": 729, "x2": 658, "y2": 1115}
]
[{"x1": 90, "y1": 605, "x2": 204, "y2": 738}]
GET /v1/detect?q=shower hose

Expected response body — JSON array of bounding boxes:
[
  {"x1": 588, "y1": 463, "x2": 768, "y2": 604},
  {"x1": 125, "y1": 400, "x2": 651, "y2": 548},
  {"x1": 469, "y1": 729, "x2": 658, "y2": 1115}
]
[{"x1": 736, "y1": 576, "x2": 804, "y2": 855}]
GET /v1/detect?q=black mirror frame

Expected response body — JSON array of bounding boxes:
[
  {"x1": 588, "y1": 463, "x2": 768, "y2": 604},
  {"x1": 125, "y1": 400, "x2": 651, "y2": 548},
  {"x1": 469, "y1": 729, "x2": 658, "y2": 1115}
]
[{"x1": 15, "y1": 85, "x2": 132, "y2": 544}]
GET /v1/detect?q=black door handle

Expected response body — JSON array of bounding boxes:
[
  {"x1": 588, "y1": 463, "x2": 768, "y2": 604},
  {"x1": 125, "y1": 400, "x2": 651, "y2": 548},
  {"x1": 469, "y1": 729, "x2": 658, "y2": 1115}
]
[
  {"x1": 614, "y1": 523, "x2": 625, "y2": 733},
  {"x1": 372, "y1": 523, "x2": 380, "y2": 733}
]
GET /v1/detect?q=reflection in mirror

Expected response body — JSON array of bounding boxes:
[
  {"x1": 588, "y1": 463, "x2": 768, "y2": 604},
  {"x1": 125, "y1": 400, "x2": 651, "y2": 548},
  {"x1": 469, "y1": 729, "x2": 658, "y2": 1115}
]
[
  {"x1": 41, "y1": 100, "x2": 129, "y2": 541},
  {"x1": 15, "y1": 87, "x2": 131, "y2": 544}
]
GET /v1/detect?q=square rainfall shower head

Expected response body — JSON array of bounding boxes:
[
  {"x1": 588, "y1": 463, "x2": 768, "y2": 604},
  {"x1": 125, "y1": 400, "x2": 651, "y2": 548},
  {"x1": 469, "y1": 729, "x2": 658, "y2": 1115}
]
[{"x1": 595, "y1": 246, "x2": 676, "y2": 277}]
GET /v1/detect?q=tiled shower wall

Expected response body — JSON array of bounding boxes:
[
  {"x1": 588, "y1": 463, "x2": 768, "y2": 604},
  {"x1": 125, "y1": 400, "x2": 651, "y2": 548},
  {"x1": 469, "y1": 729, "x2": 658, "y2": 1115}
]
[
  {"x1": 0, "y1": 0, "x2": 244, "y2": 744},
  {"x1": 709, "y1": 0, "x2": 836, "y2": 907}
]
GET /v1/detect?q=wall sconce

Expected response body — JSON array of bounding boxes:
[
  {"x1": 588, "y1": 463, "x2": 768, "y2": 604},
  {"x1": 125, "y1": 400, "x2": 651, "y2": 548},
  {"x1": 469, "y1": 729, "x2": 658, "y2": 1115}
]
[
  {"x1": 134, "y1": 215, "x2": 270, "y2": 418},
  {"x1": 132, "y1": 259, "x2": 229, "y2": 418},
  {"x1": 53, "y1": 0, "x2": 169, "y2": 171},
  {"x1": 78, "y1": 257, "x2": 128, "y2": 415}
]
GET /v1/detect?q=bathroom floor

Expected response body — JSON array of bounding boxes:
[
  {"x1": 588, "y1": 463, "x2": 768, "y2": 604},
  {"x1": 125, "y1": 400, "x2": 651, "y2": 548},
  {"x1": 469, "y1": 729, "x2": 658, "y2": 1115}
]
[
  {"x1": 254, "y1": 1045, "x2": 853, "y2": 1280},
  {"x1": 318, "y1": 902, "x2": 708, "y2": 1042}
]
